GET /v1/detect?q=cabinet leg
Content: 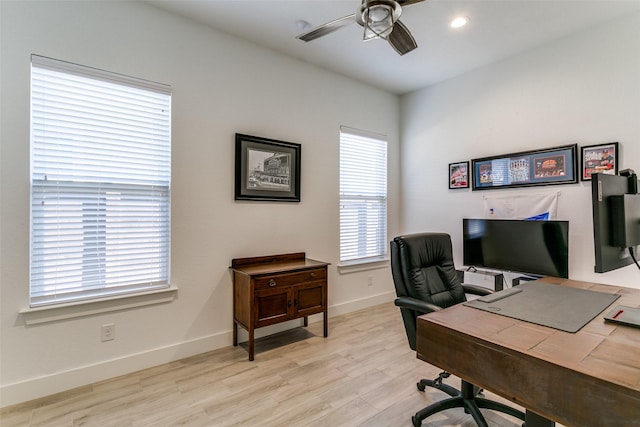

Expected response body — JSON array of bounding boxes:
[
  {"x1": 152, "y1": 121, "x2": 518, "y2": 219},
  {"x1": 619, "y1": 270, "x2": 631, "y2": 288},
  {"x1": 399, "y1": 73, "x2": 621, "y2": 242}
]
[
  {"x1": 324, "y1": 309, "x2": 328, "y2": 337},
  {"x1": 233, "y1": 321, "x2": 238, "y2": 347},
  {"x1": 303, "y1": 316, "x2": 308, "y2": 327},
  {"x1": 248, "y1": 329, "x2": 255, "y2": 361}
]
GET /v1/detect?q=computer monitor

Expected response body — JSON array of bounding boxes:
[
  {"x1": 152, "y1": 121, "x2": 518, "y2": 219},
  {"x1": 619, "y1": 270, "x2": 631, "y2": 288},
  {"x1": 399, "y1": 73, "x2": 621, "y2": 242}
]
[
  {"x1": 591, "y1": 172, "x2": 640, "y2": 273},
  {"x1": 463, "y1": 218, "x2": 569, "y2": 278}
]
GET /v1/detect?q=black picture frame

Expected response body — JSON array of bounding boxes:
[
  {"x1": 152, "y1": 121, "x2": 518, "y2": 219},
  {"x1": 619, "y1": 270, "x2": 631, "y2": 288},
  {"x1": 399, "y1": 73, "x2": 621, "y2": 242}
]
[
  {"x1": 449, "y1": 161, "x2": 469, "y2": 189},
  {"x1": 235, "y1": 133, "x2": 301, "y2": 202},
  {"x1": 580, "y1": 142, "x2": 619, "y2": 181},
  {"x1": 471, "y1": 144, "x2": 578, "y2": 191}
]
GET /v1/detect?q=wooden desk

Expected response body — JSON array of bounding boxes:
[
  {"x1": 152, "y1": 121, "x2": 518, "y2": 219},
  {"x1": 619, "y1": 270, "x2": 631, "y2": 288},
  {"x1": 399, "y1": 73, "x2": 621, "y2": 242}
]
[
  {"x1": 231, "y1": 253, "x2": 329, "y2": 360},
  {"x1": 416, "y1": 277, "x2": 640, "y2": 426}
]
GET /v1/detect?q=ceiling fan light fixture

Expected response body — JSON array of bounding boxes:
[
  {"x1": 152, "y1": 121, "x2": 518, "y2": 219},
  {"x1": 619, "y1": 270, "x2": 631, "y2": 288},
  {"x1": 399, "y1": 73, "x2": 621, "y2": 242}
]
[
  {"x1": 363, "y1": 7, "x2": 394, "y2": 39},
  {"x1": 358, "y1": 0, "x2": 402, "y2": 40}
]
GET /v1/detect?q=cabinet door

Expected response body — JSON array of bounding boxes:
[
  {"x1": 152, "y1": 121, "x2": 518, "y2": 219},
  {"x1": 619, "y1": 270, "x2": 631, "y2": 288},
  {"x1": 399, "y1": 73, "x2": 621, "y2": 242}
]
[
  {"x1": 293, "y1": 281, "x2": 325, "y2": 318},
  {"x1": 255, "y1": 287, "x2": 291, "y2": 328}
]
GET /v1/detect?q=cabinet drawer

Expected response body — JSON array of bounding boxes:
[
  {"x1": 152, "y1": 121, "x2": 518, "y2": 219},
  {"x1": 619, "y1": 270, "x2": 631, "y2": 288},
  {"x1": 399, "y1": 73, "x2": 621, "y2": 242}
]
[{"x1": 254, "y1": 268, "x2": 326, "y2": 290}]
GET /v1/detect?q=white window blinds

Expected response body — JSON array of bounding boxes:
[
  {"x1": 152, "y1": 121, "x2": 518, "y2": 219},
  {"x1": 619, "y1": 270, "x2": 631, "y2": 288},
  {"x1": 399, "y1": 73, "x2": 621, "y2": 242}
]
[
  {"x1": 30, "y1": 55, "x2": 172, "y2": 307},
  {"x1": 339, "y1": 127, "x2": 388, "y2": 263}
]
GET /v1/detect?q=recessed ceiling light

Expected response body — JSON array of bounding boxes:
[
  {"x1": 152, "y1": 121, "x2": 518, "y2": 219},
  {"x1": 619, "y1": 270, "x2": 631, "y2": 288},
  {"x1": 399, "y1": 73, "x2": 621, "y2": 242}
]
[{"x1": 450, "y1": 16, "x2": 469, "y2": 29}]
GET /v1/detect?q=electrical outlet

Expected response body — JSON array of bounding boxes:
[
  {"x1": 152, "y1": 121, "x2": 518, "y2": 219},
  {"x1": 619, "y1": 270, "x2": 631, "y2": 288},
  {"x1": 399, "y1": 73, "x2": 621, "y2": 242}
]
[
  {"x1": 101, "y1": 324, "x2": 115, "y2": 342},
  {"x1": 367, "y1": 276, "x2": 373, "y2": 286}
]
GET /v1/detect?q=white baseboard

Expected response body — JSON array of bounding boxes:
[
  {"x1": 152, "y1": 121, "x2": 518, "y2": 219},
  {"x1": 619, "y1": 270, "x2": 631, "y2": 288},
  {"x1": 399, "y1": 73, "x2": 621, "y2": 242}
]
[
  {"x1": 329, "y1": 290, "x2": 395, "y2": 317},
  {"x1": 0, "y1": 330, "x2": 229, "y2": 409},
  {"x1": 0, "y1": 291, "x2": 395, "y2": 408}
]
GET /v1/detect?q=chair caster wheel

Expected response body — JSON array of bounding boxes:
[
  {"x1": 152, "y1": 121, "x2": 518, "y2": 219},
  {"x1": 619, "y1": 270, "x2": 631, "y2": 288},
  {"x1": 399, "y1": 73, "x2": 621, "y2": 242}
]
[
  {"x1": 416, "y1": 381, "x2": 426, "y2": 392},
  {"x1": 412, "y1": 415, "x2": 421, "y2": 427}
]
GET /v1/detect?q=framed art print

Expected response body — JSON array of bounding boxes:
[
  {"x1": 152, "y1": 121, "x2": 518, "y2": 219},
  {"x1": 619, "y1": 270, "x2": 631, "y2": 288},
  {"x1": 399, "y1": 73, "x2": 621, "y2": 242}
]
[
  {"x1": 581, "y1": 142, "x2": 618, "y2": 181},
  {"x1": 235, "y1": 133, "x2": 301, "y2": 202},
  {"x1": 449, "y1": 161, "x2": 469, "y2": 189},
  {"x1": 471, "y1": 144, "x2": 578, "y2": 191}
]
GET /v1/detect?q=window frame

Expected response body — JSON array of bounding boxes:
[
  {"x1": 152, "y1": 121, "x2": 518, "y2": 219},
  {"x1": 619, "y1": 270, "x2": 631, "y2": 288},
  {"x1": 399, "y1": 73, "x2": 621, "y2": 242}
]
[
  {"x1": 29, "y1": 55, "x2": 172, "y2": 308},
  {"x1": 339, "y1": 126, "x2": 388, "y2": 266}
]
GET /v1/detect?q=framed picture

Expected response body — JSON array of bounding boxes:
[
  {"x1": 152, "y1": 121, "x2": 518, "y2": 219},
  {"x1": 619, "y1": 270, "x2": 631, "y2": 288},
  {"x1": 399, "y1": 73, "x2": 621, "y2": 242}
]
[
  {"x1": 471, "y1": 144, "x2": 578, "y2": 191},
  {"x1": 235, "y1": 133, "x2": 301, "y2": 202},
  {"x1": 580, "y1": 142, "x2": 619, "y2": 181},
  {"x1": 449, "y1": 161, "x2": 469, "y2": 189}
]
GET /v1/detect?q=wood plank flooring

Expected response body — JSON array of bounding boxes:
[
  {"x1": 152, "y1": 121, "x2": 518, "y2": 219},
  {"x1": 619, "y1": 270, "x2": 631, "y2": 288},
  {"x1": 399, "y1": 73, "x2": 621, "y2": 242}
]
[{"x1": 1, "y1": 302, "x2": 527, "y2": 427}]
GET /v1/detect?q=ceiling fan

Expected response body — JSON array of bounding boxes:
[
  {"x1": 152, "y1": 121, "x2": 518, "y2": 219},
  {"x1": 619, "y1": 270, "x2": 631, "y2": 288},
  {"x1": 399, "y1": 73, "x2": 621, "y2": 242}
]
[{"x1": 296, "y1": 0, "x2": 425, "y2": 56}]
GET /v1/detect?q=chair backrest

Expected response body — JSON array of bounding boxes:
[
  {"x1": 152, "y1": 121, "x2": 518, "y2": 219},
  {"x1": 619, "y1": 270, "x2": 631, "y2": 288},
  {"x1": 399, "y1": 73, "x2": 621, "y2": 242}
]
[{"x1": 390, "y1": 232, "x2": 466, "y2": 349}]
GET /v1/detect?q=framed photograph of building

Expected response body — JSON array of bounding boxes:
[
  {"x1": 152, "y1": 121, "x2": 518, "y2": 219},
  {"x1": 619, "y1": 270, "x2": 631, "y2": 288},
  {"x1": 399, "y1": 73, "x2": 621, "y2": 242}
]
[
  {"x1": 581, "y1": 142, "x2": 618, "y2": 181},
  {"x1": 471, "y1": 144, "x2": 578, "y2": 190},
  {"x1": 235, "y1": 133, "x2": 301, "y2": 202},
  {"x1": 449, "y1": 161, "x2": 469, "y2": 189}
]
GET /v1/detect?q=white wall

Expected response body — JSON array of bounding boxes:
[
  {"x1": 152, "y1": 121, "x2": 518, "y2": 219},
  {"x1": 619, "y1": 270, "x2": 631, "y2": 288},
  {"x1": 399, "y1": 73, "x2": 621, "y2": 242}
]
[
  {"x1": 0, "y1": 1, "x2": 401, "y2": 406},
  {"x1": 400, "y1": 12, "x2": 640, "y2": 288},
  {"x1": 3, "y1": 1, "x2": 639, "y2": 409}
]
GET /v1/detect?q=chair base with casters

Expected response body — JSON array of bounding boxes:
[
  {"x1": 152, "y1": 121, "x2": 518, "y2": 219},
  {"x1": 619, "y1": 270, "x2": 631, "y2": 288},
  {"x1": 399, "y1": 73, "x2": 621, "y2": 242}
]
[{"x1": 412, "y1": 372, "x2": 525, "y2": 427}]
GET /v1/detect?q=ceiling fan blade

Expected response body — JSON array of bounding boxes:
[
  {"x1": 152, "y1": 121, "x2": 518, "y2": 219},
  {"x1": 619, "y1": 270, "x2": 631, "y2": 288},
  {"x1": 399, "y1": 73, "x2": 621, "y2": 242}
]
[
  {"x1": 397, "y1": 0, "x2": 425, "y2": 6},
  {"x1": 297, "y1": 14, "x2": 356, "y2": 42},
  {"x1": 387, "y1": 20, "x2": 417, "y2": 55}
]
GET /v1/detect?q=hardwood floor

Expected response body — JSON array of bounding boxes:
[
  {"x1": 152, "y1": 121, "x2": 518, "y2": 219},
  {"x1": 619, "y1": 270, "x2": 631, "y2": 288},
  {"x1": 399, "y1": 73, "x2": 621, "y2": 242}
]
[{"x1": 1, "y1": 302, "x2": 526, "y2": 427}]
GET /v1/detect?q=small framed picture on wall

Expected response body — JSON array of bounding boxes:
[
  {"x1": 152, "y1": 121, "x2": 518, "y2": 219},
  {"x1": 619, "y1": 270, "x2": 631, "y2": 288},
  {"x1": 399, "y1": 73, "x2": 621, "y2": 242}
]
[
  {"x1": 581, "y1": 142, "x2": 619, "y2": 181},
  {"x1": 449, "y1": 161, "x2": 469, "y2": 189}
]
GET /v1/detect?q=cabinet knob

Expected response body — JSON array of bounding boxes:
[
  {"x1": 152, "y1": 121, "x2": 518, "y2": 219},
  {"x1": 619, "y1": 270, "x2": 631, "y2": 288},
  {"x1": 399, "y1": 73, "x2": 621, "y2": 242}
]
[
  {"x1": 269, "y1": 279, "x2": 277, "y2": 287},
  {"x1": 310, "y1": 272, "x2": 316, "y2": 279}
]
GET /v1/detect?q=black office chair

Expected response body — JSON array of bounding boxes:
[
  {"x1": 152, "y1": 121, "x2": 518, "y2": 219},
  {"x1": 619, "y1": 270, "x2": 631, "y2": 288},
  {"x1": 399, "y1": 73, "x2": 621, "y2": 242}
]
[{"x1": 391, "y1": 233, "x2": 526, "y2": 427}]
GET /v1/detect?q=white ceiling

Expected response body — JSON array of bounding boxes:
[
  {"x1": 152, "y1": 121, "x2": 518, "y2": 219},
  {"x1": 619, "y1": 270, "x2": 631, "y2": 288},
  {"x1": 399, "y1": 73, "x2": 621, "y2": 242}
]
[{"x1": 145, "y1": 0, "x2": 640, "y2": 95}]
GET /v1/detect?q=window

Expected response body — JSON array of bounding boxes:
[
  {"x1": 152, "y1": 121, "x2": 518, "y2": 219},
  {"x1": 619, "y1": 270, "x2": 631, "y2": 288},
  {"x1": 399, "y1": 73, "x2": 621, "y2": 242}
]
[
  {"x1": 30, "y1": 55, "x2": 171, "y2": 307},
  {"x1": 339, "y1": 126, "x2": 388, "y2": 263}
]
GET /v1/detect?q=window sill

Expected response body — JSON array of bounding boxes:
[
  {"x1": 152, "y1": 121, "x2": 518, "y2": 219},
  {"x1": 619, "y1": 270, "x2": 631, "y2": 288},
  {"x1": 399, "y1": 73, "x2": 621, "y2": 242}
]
[
  {"x1": 337, "y1": 258, "x2": 389, "y2": 274},
  {"x1": 19, "y1": 286, "x2": 178, "y2": 325}
]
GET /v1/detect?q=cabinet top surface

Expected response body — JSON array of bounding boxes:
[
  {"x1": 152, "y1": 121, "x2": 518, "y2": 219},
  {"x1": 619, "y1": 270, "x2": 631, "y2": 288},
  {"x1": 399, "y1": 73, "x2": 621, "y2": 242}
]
[{"x1": 230, "y1": 253, "x2": 329, "y2": 276}]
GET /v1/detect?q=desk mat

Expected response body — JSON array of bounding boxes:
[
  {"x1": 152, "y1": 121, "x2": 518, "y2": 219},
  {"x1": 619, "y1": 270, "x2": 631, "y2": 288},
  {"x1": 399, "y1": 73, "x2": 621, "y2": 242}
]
[{"x1": 464, "y1": 281, "x2": 620, "y2": 333}]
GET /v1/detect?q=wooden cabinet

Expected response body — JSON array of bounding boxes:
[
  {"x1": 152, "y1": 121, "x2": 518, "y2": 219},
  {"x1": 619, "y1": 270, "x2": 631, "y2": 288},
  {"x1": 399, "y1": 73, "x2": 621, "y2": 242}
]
[{"x1": 230, "y1": 252, "x2": 329, "y2": 360}]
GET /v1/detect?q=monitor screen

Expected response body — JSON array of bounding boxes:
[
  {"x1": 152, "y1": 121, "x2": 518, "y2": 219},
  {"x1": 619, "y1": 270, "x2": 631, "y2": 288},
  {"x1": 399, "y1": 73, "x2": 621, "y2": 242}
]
[{"x1": 463, "y1": 219, "x2": 569, "y2": 278}]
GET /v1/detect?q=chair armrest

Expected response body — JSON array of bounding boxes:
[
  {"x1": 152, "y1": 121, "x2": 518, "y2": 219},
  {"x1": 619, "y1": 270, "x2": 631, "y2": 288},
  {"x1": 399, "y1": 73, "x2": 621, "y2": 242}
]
[
  {"x1": 462, "y1": 284, "x2": 495, "y2": 297},
  {"x1": 394, "y1": 296, "x2": 442, "y2": 315}
]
